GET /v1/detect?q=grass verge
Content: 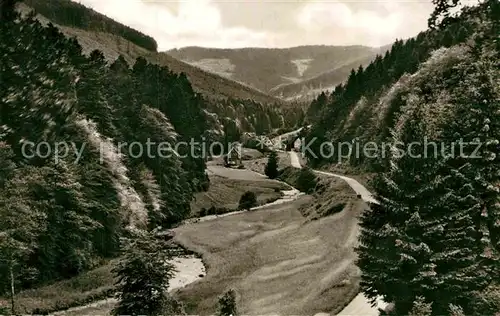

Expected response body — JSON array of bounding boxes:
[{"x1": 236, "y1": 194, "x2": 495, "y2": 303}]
[
  {"x1": 190, "y1": 175, "x2": 288, "y2": 216},
  {"x1": 5, "y1": 261, "x2": 117, "y2": 314}
]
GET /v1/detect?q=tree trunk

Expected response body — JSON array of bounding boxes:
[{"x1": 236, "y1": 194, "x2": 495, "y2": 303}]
[{"x1": 9, "y1": 262, "x2": 15, "y2": 315}]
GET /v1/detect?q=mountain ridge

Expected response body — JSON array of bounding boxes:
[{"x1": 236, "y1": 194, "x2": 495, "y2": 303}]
[
  {"x1": 18, "y1": 0, "x2": 283, "y2": 105},
  {"x1": 166, "y1": 45, "x2": 378, "y2": 95}
]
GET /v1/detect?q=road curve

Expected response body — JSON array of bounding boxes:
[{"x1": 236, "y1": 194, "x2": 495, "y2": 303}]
[
  {"x1": 289, "y1": 151, "x2": 386, "y2": 315},
  {"x1": 289, "y1": 151, "x2": 378, "y2": 205}
]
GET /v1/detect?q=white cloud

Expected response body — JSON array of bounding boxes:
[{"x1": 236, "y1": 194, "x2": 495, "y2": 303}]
[
  {"x1": 297, "y1": 1, "x2": 428, "y2": 47},
  {"x1": 74, "y1": 0, "x2": 274, "y2": 50},
  {"x1": 72, "y1": 0, "x2": 438, "y2": 49}
]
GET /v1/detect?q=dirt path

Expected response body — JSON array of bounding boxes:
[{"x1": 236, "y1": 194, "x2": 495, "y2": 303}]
[
  {"x1": 288, "y1": 151, "x2": 387, "y2": 315},
  {"x1": 52, "y1": 256, "x2": 206, "y2": 315}
]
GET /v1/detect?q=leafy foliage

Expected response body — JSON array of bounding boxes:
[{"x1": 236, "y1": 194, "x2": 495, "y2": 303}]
[
  {"x1": 23, "y1": 0, "x2": 158, "y2": 51},
  {"x1": 216, "y1": 289, "x2": 238, "y2": 316},
  {"x1": 238, "y1": 191, "x2": 258, "y2": 211},
  {"x1": 111, "y1": 231, "x2": 178, "y2": 315},
  {"x1": 0, "y1": 7, "x2": 206, "y2": 298},
  {"x1": 296, "y1": 168, "x2": 318, "y2": 194}
]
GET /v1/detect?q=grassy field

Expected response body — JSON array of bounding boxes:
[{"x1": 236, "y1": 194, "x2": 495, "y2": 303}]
[
  {"x1": 8, "y1": 158, "x2": 364, "y2": 315},
  {"x1": 190, "y1": 175, "x2": 289, "y2": 215},
  {"x1": 243, "y1": 151, "x2": 291, "y2": 175},
  {"x1": 174, "y1": 196, "x2": 366, "y2": 315}
]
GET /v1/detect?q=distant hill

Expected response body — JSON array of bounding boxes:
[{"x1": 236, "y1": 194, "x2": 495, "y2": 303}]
[
  {"x1": 22, "y1": 0, "x2": 158, "y2": 51},
  {"x1": 270, "y1": 45, "x2": 393, "y2": 101},
  {"x1": 17, "y1": 1, "x2": 282, "y2": 105},
  {"x1": 167, "y1": 45, "x2": 377, "y2": 95}
]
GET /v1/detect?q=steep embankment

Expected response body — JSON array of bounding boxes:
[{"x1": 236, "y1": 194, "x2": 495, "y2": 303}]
[
  {"x1": 288, "y1": 151, "x2": 386, "y2": 315},
  {"x1": 302, "y1": 8, "x2": 479, "y2": 169}
]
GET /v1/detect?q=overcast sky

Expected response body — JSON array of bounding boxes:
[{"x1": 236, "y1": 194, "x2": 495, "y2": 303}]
[{"x1": 74, "y1": 0, "x2": 437, "y2": 51}]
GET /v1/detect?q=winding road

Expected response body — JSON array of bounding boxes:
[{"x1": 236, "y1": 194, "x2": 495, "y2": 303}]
[
  {"x1": 55, "y1": 149, "x2": 386, "y2": 315},
  {"x1": 289, "y1": 151, "x2": 386, "y2": 316}
]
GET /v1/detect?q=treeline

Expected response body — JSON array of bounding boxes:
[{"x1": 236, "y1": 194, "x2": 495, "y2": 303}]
[
  {"x1": 22, "y1": 0, "x2": 158, "y2": 51},
  {"x1": 303, "y1": 4, "x2": 480, "y2": 169},
  {"x1": 204, "y1": 98, "x2": 304, "y2": 145},
  {"x1": 0, "y1": 6, "x2": 206, "y2": 295}
]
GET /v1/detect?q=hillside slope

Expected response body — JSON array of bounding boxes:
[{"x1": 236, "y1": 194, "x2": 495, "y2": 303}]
[
  {"x1": 17, "y1": 2, "x2": 303, "y2": 142},
  {"x1": 18, "y1": 1, "x2": 281, "y2": 105},
  {"x1": 302, "y1": 3, "x2": 489, "y2": 171},
  {"x1": 167, "y1": 45, "x2": 377, "y2": 94},
  {"x1": 270, "y1": 45, "x2": 393, "y2": 101},
  {"x1": 0, "y1": 5, "x2": 209, "y2": 296}
]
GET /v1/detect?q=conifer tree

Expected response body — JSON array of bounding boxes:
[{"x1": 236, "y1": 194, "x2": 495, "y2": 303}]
[
  {"x1": 112, "y1": 231, "x2": 176, "y2": 315},
  {"x1": 357, "y1": 48, "x2": 500, "y2": 314},
  {"x1": 265, "y1": 151, "x2": 279, "y2": 179},
  {"x1": 35, "y1": 161, "x2": 101, "y2": 280}
]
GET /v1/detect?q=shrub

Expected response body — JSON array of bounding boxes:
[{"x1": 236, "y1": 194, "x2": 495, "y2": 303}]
[
  {"x1": 296, "y1": 168, "x2": 317, "y2": 194},
  {"x1": 199, "y1": 208, "x2": 207, "y2": 217},
  {"x1": 323, "y1": 203, "x2": 346, "y2": 216},
  {"x1": 216, "y1": 289, "x2": 238, "y2": 316},
  {"x1": 238, "y1": 191, "x2": 257, "y2": 211}
]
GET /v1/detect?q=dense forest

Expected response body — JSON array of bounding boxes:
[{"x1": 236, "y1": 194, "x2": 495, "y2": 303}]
[
  {"x1": 314, "y1": 0, "x2": 500, "y2": 314},
  {"x1": 22, "y1": 0, "x2": 158, "y2": 51},
  {"x1": 303, "y1": 3, "x2": 491, "y2": 170},
  {"x1": 0, "y1": 1, "x2": 299, "y2": 298},
  {"x1": 0, "y1": 3, "x2": 201, "y2": 293}
]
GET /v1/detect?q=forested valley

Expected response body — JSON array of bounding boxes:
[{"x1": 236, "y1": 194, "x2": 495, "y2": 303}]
[
  {"x1": 0, "y1": 0, "x2": 499, "y2": 314},
  {"x1": 0, "y1": 0, "x2": 300, "y2": 308}
]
